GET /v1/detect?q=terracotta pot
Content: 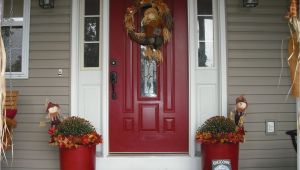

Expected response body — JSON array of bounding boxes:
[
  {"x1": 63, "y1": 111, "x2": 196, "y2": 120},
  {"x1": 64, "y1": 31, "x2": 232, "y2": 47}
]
[
  {"x1": 60, "y1": 145, "x2": 96, "y2": 170},
  {"x1": 201, "y1": 143, "x2": 239, "y2": 170}
]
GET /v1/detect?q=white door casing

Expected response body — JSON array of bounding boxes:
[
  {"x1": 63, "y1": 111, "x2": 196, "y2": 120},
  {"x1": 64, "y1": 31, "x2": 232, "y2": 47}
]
[{"x1": 71, "y1": 0, "x2": 227, "y2": 169}]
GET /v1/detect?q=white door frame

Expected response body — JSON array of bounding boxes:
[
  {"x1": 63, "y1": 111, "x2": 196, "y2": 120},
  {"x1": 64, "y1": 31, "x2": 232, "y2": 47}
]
[{"x1": 71, "y1": 0, "x2": 227, "y2": 168}]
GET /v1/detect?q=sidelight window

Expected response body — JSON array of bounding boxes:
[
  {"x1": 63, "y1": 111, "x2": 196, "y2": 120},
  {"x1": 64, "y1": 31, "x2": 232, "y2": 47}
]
[
  {"x1": 81, "y1": 0, "x2": 102, "y2": 69},
  {"x1": 197, "y1": 0, "x2": 214, "y2": 67}
]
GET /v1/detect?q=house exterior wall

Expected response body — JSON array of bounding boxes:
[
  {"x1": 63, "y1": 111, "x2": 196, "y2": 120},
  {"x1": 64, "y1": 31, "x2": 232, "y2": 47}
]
[
  {"x1": 2, "y1": 0, "x2": 70, "y2": 169},
  {"x1": 1, "y1": 0, "x2": 298, "y2": 169},
  {"x1": 227, "y1": 0, "x2": 297, "y2": 169}
]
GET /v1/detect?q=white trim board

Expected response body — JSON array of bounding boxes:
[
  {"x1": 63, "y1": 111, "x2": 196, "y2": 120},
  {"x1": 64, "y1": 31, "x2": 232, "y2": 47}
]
[
  {"x1": 187, "y1": 0, "x2": 197, "y2": 157},
  {"x1": 71, "y1": 0, "x2": 79, "y2": 116},
  {"x1": 219, "y1": 0, "x2": 227, "y2": 116},
  {"x1": 101, "y1": 0, "x2": 109, "y2": 156}
]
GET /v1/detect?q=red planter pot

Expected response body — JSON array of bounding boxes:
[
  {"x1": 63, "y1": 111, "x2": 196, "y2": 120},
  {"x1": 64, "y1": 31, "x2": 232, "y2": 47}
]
[
  {"x1": 201, "y1": 143, "x2": 239, "y2": 170},
  {"x1": 59, "y1": 145, "x2": 96, "y2": 170}
]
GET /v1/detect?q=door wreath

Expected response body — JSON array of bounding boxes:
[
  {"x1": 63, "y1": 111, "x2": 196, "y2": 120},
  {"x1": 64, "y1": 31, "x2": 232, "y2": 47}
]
[{"x1": 124, "y1": 0, "x2": 173, "y2": 63}]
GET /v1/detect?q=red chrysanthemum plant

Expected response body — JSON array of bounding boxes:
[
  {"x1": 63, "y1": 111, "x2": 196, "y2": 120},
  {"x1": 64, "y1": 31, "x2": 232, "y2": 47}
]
[
  {"x1": 195, "y1": 116, "x2": 245, "y2": 144},
  {"x1": 48, "y1": 116, "x2": 102, "y2": 149}
]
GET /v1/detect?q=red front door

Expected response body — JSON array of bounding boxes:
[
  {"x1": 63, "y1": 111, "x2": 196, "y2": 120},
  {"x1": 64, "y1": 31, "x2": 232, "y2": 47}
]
[{"x1": 109, "y1": 0, "x2": 188, "y2": 153}]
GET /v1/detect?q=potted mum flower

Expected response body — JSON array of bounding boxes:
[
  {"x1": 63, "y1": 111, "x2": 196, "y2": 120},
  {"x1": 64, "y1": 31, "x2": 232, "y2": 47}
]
[
  {"x1": 196, "y1": 116, "x2": 245, "y2": 170},
  {"x1": 48, "y1": 116, "x2": 102, "y2": 170}
]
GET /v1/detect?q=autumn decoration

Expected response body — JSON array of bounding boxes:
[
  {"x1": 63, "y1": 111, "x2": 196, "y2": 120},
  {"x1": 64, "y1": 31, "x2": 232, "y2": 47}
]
[
  {"x1": 286, "y1": 0, "x2": 300, "y2": 97},
  {"x1": 0, "y1": 33, "x2": 8, "y2": 156},
  {"x1": 196, "y1": 116, "x2": 244, "y2": 170},
  {"x1": 48, "y1": 116, "x2": 102, "y2": 149},
  {"x1": 228, "y1": 95, "x2": 248, "y2": 129},
  {"x1": 45, "y1": 102, "x2": 102, "y2": 170},
  {"x1": 0, "y1": 2, "x2": 8, "y2": 157},
  {"x1": 124, "y1": 0, "x2": 173, "y2": 63},
  {"x1": 196, "y1": 96, "x2": 248, "y2": 170},
  {"x1": 196, "y1": 116, "x2": 245, "y2": 144},
  {"x1": 1, "y1": 34, "x2": 18, "y2": 155}
]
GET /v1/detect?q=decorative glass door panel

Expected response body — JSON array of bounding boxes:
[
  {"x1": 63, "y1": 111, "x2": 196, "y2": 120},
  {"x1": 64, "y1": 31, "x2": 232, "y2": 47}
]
[{"x1": 140, "y1": 46, "x2": 158, "y2": 98}]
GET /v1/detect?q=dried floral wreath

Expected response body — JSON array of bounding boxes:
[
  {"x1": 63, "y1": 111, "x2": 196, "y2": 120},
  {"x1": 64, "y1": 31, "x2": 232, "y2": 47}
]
[{"x1": 124, "y1": 0, "x2": 173, "y2": 63}]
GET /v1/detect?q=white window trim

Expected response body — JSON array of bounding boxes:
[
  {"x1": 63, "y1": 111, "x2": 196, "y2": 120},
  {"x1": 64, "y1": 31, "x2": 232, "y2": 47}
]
[{"x1": 2, "y1": 0, "x2": 30, "y2": 79}]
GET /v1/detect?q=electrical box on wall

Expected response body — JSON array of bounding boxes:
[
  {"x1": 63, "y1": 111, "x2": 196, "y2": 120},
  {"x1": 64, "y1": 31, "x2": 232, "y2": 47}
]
[
  {"x1": 265, "y1": 120, "x2": 277, "y2": 135},
  {"x1": 58, "y1": 69, "x2": 63, "y2": 77}
]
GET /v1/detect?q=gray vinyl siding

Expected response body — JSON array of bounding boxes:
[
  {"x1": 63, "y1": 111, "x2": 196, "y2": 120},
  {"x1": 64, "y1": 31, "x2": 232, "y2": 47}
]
[
  {"x1": 227, "y1": 0, "x2": 297, "y2": 170},
  {"x1": 2, "y1": 0, "x2": 70, "y2": 169}
]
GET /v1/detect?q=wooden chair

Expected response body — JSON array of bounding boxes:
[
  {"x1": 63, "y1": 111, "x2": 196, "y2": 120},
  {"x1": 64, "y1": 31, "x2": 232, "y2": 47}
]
[{"x1": 5, "y1": 90, "x2": 18, "y2": 110}]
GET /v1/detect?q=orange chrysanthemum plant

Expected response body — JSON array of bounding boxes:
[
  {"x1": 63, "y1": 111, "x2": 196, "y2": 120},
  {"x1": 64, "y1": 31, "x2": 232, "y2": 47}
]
[
  {"x1": 196, "y1": 116, "x2": 245, "y2": 144},
  {"x1": 48, "y1": 116, "x2": 102, "y2": 149}
]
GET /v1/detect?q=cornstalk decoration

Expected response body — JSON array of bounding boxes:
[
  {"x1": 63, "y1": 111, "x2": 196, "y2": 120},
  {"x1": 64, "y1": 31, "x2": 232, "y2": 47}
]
[
  {"x1": 0, "y1": 32, "x2": 8, "y2": 159},
  {"x1": 0, "y1": 29, "x2": 8, "y2": 159},
  {"x1": 0, "y1": 0, "x2": 9, "y2": 160},
  {"x1": 287, "y1": 0, "x2": 300, "y2": 97}
]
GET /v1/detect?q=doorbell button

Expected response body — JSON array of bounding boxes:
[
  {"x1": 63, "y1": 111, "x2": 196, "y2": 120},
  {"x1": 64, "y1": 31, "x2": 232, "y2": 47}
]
[{"x1": 111, "y1": 59, "x2": 117, "y2": 66}]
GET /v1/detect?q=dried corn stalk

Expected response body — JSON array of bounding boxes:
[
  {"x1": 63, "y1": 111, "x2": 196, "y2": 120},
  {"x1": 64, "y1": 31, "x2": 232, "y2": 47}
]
[
  {"x1": 0, "y1": 30, "x2": 9, "y2": 160},
  {"x1": 288, "y1": 33, "x2": 300, "y2": 97},
  {"x1": 287, "y1": 0, "x2": 300, "y2": 97}
]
